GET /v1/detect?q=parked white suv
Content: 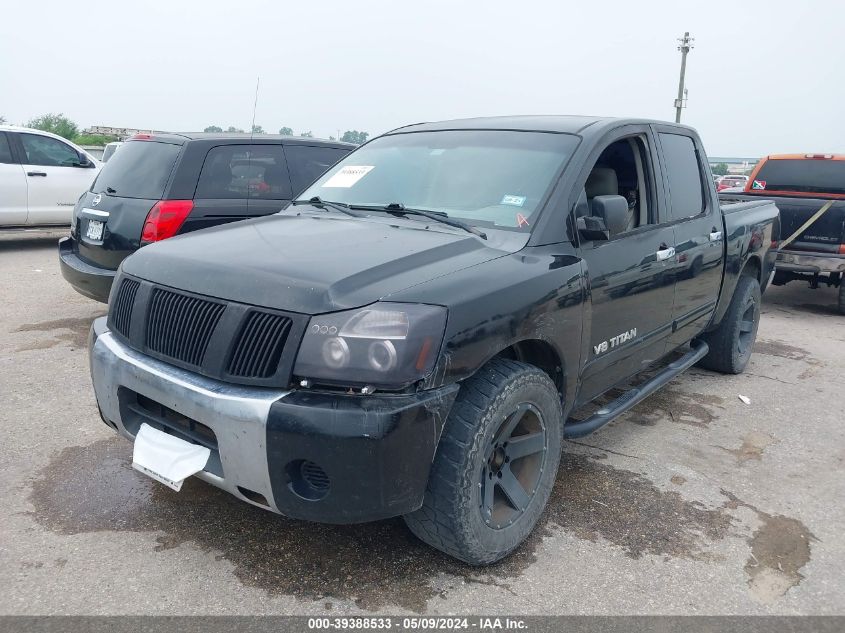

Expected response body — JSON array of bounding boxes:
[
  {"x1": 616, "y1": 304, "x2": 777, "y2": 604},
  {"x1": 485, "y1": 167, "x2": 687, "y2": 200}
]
[{"x1": 0, "y1": 126, "x2": 101, "y2": 227}]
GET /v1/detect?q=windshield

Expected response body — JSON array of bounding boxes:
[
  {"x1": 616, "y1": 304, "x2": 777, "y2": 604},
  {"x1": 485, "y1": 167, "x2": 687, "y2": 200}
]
[
  {"x1": 299, "y1": 130, "x2": 579, "y2": 231},
  {"x1": 91, "y1": 140, "x2": 181, "y2": 199}
]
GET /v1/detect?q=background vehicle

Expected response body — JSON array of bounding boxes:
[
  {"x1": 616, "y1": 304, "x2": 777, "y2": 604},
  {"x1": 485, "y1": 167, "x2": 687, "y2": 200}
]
[
  {"x1": 88, "y1": 116, "x2": 778, "y2": 565},
  {"x1": 716, "y1": 174, "x2": 748, "y2": 191},
  {"x1": 59, "y1": 133, "x2": 354, "y2": 302},
  {"x1": 101, "y1": 141, "x2": 124, "y2": 163},
  {"x1": 720, "y1": 153, "x2": 845, "y2": 313},
  {"x1": 0, "y1": 126, "x2": 100, "y2": 227}
]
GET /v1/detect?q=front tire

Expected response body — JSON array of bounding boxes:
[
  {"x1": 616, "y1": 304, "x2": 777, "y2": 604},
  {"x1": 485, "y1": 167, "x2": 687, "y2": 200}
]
[
  {"x1": 697, "y1": 275, "x2": 761, "y2": 374},
  {"x1": 403, "y1": 359, "x2": 562, "y2": 565}
]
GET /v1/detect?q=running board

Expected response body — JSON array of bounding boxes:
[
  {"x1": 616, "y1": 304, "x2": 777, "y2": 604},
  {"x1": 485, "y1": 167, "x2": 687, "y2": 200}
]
[{"x1": 563, "y1": 340, "x2": 709, "y2": 439}]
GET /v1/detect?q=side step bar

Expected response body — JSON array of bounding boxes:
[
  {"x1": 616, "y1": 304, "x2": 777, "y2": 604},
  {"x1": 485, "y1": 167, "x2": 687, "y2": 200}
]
[{"x1": 563, "y1": 340, "x2": 709, "y2": 439}]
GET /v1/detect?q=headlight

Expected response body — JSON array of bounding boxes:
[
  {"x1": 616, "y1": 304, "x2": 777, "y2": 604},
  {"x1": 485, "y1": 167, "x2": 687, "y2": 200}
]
[{"x1": 293, "y1": 303, "x2": 447, "y2": 389}]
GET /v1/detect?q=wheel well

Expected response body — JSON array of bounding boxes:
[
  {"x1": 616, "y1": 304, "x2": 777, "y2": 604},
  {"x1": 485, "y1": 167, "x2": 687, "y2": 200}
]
[
  {"x1": 495, "y1": 339, "x2": 563, "y2": 394},
  {"x1": 741, "y1": 257, "x2": 761, "y2": 283}
]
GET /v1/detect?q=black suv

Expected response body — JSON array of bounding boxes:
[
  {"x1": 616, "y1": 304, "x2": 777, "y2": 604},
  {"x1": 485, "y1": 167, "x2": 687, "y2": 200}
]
[{"x1": 59, "y1": 133, "x2": 353, "y2": 302}]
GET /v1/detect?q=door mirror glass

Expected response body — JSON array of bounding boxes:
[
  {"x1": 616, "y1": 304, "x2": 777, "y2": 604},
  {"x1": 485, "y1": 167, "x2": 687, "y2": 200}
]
[
  {"x1": 75, "y1": 153, "x2": 93, "y2": 168},
  {"x1": 590, "y1": 194, "x2": 630, "y2": 236}
]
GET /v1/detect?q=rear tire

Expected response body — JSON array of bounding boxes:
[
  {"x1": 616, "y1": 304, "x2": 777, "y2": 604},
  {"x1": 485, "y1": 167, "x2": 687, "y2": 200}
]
[
  {"x1": 697, "y1": 275, "x2": 761, "y2": 374},
  {"x1": 403, "y1": 359, "x2": 562, "y2": 565}
]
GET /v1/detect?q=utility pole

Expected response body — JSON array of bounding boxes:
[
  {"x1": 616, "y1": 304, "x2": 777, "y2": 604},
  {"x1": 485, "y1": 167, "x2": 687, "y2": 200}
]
[{"x1": 674, "y1": 32, "x2": 694, "y2": 123}]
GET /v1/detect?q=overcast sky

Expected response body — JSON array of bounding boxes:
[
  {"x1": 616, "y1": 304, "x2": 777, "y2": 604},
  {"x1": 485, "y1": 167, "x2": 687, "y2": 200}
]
[{"x1": 2, "y1": 0, "x2": 842, "y2": 156}]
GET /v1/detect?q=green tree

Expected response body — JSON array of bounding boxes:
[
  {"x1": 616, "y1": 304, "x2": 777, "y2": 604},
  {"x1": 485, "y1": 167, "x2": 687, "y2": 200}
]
[
  {"x1": 711, "y1": 162, "x2": 729, "y2": 176},
  {"x1": 27, "y1": 113, "x2": 79, "y2": 140},
  {"x1": 341, "y1": 130, "x2": 369, "y2": 145},
  {"x1": 251, "y1": 124, "x2": 265, "y2": 134},
  {"x1": 226, "y1": 126, "x2": 245, "y2": 133},
  {"x1": 73, "y1": 134, "x2": 118, "y2": 146},
  {"x1": 278, "y1": 126, "x2": 293, "y2": 135},
  {"x1": 204, "y1": 125, "x2": 223, "y2": 133},
  {"x1": 299, "y1": 130, "x2": 314, "y2": 138}
]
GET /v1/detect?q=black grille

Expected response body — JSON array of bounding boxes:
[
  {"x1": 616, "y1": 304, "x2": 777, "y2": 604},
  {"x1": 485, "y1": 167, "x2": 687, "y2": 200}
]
[
  {"x1": 112, "y1": 278, "x2": 140, "y2": 337},
  {"x1": 227, "y1": 311, "x2": 292, "y2": 378},
  {"x1": 111, "y1": 274, "x2": 305, "y2": 387},
  {"x1": 146, "y1": 288, "x2": 225, "y2": 367}
]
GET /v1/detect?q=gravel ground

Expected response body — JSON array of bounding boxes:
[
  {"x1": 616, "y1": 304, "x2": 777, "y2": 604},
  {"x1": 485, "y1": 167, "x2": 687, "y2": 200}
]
[{"x1": 1, "y1": 230, "x2": 842, "y2": 615}]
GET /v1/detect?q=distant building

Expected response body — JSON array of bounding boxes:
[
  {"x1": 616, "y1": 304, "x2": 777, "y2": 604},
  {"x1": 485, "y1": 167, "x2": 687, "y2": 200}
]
[
  {"x1": 83, "y1": 125, "x2": 167, "y2": 138},
  {"x1": 708, "y1": 156, "x2": 759, "y2": 175}
]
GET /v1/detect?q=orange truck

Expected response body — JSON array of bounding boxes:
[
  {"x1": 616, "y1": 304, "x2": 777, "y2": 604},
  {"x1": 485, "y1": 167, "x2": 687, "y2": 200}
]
[{"x1": 720, "y1": 154, "x2": 845, "y2": 313}]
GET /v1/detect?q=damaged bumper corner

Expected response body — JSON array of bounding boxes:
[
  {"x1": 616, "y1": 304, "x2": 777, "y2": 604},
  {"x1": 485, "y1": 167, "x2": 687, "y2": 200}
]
[{"x1": 88, "y1": 317, "x2": 459, "y2": 523}]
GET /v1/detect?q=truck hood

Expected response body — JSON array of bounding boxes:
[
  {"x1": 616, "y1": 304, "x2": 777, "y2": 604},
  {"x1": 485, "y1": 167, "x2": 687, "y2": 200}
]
[{"x1": 121, "y1": 213, "x2": 511, "y2": 314}]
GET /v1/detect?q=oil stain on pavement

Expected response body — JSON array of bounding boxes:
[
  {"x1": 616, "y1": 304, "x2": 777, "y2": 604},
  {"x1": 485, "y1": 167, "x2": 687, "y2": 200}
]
[
  {"x1": 628, "y1": 389, "x2": 724, "y2": 428},
  {"x1": 753, "y1": 338, "x2": 824, "y2": 381},
  {"x1": 552, "y1": 454, "x2": 732, "y2": 559},
  {"x1": 720, "y1": 431, "x2": 778, "y2": 464},
  {"x1": 28, "y1": 437, "x2": 752, "y2": 611},
  {"x1": 14, "y1": 316, "x2": 104, "y2": 352},
  {"x1": 722, "y1": 492, "x2": 816, "y2": 603}
]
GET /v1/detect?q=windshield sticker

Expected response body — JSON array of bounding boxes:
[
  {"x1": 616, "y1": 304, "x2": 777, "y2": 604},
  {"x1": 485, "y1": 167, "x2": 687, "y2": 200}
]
[
  {"x1": 501, "y1": 194, "x2": 527, "y2": 207},
  {"x1": 516, "y1": 213, "x2": 530, "y2": 228},
  {"x1": 322, "y1": 165, "x2": 375, "y2": 188},
  {"x1": 752, "y1": 180, "x2": 766, "y2": 190}
]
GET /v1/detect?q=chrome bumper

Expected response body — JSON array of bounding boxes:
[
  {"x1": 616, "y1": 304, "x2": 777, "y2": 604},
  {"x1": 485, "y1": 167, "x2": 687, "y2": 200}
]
[
  {"x1": 90, "y1": 328, "x2": 289, "y2": 512},
  {"x1": 776, "y1": 250, "x2": 845, "y2": 274}
]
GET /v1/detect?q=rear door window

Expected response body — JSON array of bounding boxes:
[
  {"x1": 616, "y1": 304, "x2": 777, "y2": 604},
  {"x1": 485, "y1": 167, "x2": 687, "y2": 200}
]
[
  {"x1": 0, "y1": 133, "x2": 14, "y2": 164},
  {"x1": 195, "y1": 145, "x2": 292, "y2": 200},
  {"x1": 659, "y1": 133, "x2": 705, "y2": 220},
  {"x1": 753, "y1": 159, "x2": 845, "y2": 194},
  {"x1": 92, "y1": 140, "x2": 181, "y2": 199},
  {"x1": 284, "y1": 145, "x2": 350, "y2": 194},
  {"x1": 19, "y1": 133, "x2": 80, "y2": 167}
]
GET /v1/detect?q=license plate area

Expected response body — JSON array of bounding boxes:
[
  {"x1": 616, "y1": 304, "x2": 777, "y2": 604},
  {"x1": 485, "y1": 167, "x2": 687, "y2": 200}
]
[
  {"x1": 85, "y1": 219, "x2": 104, "y2": 240},
  {"x1": 117, "y1": 387, "x2": 223, "y2": 478},
  {"x1": 133, "y1": 423, "x2": 211, "y2": 491}
]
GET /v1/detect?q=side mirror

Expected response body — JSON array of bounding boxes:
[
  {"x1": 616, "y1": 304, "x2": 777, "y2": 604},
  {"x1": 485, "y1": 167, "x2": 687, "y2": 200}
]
[
  {"x1": 75, "y1": 153, "x2": 94, "y2": 168},
  {"x1": 577, "y1": 215, "x2": 609, "y2": 241},
  {"x1": 590, "y1": 195, "x2": 629, "y2": 236}
]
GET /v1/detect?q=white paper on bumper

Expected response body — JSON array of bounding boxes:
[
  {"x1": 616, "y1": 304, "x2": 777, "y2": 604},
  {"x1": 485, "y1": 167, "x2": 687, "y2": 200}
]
[{"x1": 132, "y1": 423, "x2": 211, "y2": 491}]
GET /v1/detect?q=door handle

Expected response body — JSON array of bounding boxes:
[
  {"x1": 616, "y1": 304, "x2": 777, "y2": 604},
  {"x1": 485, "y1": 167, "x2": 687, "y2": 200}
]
[
  {"x1": 709, "y1": 229, "x2": 723, "y2": 241},
  {"x1": 27, "y1": 171, "x2": 47, "y2": 177},
  {"x1": 656, "y1": 245, "x2": 676, "y2": 261}
]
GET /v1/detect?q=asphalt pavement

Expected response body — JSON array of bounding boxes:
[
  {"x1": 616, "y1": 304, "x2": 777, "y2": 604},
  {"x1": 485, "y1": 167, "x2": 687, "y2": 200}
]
[{"x1": 1, "y1": 230, "x2": 842, "y2": 615}]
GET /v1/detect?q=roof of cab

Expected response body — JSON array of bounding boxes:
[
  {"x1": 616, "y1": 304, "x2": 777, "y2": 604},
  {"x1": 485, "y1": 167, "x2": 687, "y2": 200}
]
[
  {"x1": 387, "y1": 115, "x2": 694, "y2": 137},
  {"x1": 125, "y1": 132, "x2": 355, "y2": 148},
  {"x1": 760, "y1": 153, "x2": 845, "y2": 161}
]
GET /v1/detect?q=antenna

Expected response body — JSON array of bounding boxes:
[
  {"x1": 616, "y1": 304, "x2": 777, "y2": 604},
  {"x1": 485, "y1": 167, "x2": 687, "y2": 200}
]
[
  {"x1": 250, "y1": 76, "x2": 260, "y2": 136},
  {"x1": 246, "y1": 76, "x2": 260, "y2": 216}
]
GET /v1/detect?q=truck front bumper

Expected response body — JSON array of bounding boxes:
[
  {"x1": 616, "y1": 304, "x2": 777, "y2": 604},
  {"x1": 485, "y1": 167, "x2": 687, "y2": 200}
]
[
  {"x1": 776, "y1": 250, "x2": 845, "y2": 275},
  {"x1": 89, "y1": 317, "x2": 459, "y2": 523}
]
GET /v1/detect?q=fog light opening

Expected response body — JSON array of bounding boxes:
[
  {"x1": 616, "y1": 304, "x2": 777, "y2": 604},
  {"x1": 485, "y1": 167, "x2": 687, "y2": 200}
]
[{"x1": 286, "y1": 459, "x2": 331, "y2": 501}]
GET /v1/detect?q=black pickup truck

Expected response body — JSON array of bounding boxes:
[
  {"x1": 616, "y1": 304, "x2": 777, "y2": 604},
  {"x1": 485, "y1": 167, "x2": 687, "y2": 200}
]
[
  {"x1": 719, "y1": 154, "x2": 845, "y2": 313},
  {"x1": 88, "y1": 116, "x2": 779, "y2": 565}
]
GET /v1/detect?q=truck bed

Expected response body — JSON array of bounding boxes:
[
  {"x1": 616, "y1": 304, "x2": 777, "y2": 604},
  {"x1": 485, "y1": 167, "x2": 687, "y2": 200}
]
[{"x1": 721, "y1": 192, "x2": 844, "y2": 253}]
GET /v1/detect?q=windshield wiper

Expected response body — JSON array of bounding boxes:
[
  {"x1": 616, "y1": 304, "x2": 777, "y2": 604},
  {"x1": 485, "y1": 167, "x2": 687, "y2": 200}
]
[
  {"x1": 291, "y1": 196, "x2": 363, "y2": 218},
  {"x1": 353, "y1": 202, "x2": 487, "y2": 240}
]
